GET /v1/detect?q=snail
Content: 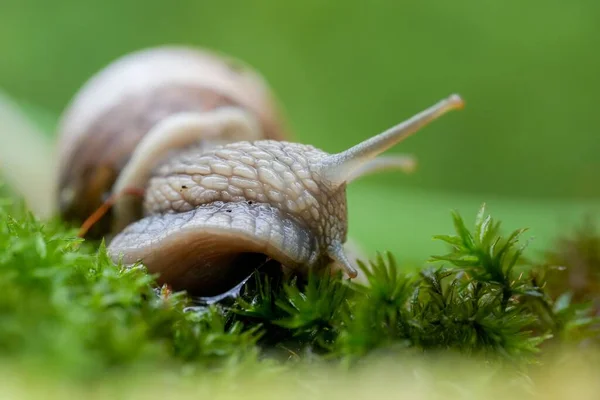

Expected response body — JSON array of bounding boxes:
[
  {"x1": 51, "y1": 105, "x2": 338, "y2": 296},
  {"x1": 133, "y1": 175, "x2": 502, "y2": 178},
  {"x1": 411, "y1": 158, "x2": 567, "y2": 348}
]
[{"x1": 54, "y1": 46, "x2": 464, "y2": 297}]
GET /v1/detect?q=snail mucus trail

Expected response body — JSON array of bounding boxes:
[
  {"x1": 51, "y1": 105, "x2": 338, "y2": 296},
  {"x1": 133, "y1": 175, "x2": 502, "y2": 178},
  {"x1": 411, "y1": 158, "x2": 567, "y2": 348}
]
[{"x1": 55, "y1": 47, "x2": 465, "y2": 301}]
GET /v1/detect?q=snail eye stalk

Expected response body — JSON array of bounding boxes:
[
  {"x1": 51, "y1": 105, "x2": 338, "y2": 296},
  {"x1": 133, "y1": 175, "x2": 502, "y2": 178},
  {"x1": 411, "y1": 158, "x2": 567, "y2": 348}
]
[{"x1": 316, "y1": 94, "x2": 464, "y2": 187}]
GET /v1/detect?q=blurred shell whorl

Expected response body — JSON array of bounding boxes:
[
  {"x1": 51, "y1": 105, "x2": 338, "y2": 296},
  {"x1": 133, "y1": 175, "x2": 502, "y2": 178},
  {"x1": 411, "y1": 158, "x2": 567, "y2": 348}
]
[{"x1": 55, "y1": 46, "x2": 290, "y2": 237}]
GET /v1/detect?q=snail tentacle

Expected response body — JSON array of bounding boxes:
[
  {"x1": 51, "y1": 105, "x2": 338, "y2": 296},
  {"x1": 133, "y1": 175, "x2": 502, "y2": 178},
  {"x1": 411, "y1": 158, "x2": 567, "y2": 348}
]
[
  {"x1": 316, "y1": 94, "x2": 464, "y2": 187},
  {"x1": 346, "y1": 154, "x2": 417, "y2": 183},
  {"x1": 327, "y1": 242, "x2": 359, "y2": 279}
]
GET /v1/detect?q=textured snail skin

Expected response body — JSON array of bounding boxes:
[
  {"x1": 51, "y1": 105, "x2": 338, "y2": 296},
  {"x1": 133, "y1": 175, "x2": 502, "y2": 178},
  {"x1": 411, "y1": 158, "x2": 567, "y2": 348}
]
[{"x1": 145, "y1": 141, "x2": 346, "y2": 237}]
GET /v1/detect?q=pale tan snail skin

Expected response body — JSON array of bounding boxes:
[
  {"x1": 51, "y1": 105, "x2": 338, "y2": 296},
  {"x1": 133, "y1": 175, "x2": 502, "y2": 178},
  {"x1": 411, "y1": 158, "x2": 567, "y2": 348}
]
[{"x1": 55, "y1": 45, "x2": 464, "y2": 296}]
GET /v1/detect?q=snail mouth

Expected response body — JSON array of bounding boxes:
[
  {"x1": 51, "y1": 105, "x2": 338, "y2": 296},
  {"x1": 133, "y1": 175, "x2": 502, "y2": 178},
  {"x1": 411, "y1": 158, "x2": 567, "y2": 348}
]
[{"x1": 107, "y1": 201, "x2": 316, "y2": 297}]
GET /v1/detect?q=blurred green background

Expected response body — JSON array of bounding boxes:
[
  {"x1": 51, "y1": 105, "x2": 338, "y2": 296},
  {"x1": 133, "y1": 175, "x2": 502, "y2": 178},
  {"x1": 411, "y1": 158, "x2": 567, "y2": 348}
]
[{"x1": 1, "y1": 0, "x2": 599, "y2": 263}]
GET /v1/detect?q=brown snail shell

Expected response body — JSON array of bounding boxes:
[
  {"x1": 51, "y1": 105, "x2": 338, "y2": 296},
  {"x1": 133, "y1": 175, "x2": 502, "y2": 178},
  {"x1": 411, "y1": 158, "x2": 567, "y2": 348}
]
[
  {"x1": 55, "y1": 45, "x2": 464, "y2": 296},
  {"x1": 55, "y1": 46, "x2": 290, "y2": 238}
]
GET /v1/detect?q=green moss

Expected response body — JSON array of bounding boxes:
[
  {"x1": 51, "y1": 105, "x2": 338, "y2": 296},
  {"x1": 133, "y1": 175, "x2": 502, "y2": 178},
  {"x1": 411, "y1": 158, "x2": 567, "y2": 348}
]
[
  {"x1": 0, "y1": 198, "x2": 262, "y2": 380},
  {"x1": 0, "y1": 195, "x2": 598, "y2": 386}
]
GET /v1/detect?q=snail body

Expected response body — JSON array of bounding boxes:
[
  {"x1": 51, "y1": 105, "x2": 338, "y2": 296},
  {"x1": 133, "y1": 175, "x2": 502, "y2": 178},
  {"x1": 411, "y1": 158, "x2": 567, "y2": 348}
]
[{"x1": 55, "y1": 46, "x2": 464, "y2": 296}]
